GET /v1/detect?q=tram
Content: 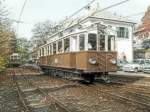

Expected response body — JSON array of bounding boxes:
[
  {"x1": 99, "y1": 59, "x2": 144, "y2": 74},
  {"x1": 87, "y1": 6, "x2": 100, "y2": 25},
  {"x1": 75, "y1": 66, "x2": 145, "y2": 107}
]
[
  {"x1": 9, "y1": 53, "x2": 21, "y2": 67},
  {"x1": 38, "y1": 17, "x2": 117, "y2": 83}
]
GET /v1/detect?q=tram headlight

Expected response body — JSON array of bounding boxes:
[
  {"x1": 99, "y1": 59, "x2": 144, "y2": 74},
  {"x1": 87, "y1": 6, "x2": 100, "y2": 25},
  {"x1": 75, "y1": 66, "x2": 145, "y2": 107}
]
[
  {"x1": 89, "y1": 57, "x2": 97, "y2": 65},
  {"x1": 110, "y1": 59, "x2": 117, "y2": 64}
]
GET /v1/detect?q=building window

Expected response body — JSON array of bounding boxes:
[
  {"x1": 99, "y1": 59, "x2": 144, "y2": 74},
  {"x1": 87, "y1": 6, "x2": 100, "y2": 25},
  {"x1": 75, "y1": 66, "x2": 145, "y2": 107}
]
[
  {"x1": 58, "y1": 40, "x2": 63, "y2": 53},
  {"x1": 53, "y1": 43, "x2": 56, "y2": 54},
  {"x1": 88, "y1": 33, "x2": 97, "y2": 50},
  {"x1": 64, "y1": 38, "x2": 70, "y2": 52},
  {"x1": 79, "y1": 34, "x2": 85, "y2": 51},
  {"x1": 117, "y1": 27, "x2": 129, "y2": 38}
]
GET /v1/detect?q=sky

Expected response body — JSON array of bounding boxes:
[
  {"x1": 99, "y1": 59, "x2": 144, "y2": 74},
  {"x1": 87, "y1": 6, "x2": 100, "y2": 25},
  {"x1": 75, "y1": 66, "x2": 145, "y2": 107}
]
[{"x1": 3, "y1": 0, "x2": 150, "y2": 39}]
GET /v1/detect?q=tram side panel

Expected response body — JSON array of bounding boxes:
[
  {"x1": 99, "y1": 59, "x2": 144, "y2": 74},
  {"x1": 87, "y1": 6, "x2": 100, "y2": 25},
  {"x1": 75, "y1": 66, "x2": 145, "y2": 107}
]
[
  {"x1": 106, "y1": 52, "x2": 117, "y2": 72},
  {"x1": 39, "y1": 51, "x2": 117, "y2": 74},
  {"x1": 40, "y1": 53, "x2": 76, "y2": 69},
  {"x1": 76, "y1": 51, "x2": 117, "y2": 73}
]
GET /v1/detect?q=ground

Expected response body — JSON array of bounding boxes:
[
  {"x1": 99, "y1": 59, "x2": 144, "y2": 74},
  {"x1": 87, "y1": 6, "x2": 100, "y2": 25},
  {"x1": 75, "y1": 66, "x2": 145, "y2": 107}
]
[{"x1": 0, "y1": 68, "x2": 150, "y2": 112}]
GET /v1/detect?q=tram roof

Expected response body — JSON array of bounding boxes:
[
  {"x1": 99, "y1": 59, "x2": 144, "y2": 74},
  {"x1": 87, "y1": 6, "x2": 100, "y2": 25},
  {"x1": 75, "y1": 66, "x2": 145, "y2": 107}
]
[{"x1": 39, "y1": 10, "x2": 136, "y2": 48}]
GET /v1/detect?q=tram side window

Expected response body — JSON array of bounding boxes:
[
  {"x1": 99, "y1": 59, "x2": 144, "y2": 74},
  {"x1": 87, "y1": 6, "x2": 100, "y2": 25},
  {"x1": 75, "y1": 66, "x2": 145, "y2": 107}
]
[
  {"x1": 47, "y1": 46, "x2": 49, "y2": 55},
  {"x1": 88, "y1": 34, "x2": 97, "y2": 50},
  {"x1": 100, "y1": 35, "x2": 105, "y2": 51},
  {"x1": 40, "y1": 49, "x2": 42, "y2": 56},
  {"x1": 58, "y1": 40, "x2": 63, "y2": 53},
  {"x1": 45, "y1": 47, "x2": 48, "y2": 55},
  {"x1": 53, "y1": 43, "x2": 56, "y2": 54},
  {"x1": 49, "y1": 44, "x2": 52, "y2": 55},
  {"x1": 64, "y1": 38, "x2": 70, "y2": 52},
  {"x1": 42, "y1": 48, "x2": 44, "y2": 56},
  {"x1": 79, "y1": 34, "x2": 85, "y2": 51}
]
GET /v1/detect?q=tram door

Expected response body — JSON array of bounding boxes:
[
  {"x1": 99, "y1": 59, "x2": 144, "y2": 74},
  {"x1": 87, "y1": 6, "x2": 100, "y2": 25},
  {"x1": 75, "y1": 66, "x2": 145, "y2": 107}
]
[{"x1": 71, "y1": 36, "x2": 78, "y2": 52}]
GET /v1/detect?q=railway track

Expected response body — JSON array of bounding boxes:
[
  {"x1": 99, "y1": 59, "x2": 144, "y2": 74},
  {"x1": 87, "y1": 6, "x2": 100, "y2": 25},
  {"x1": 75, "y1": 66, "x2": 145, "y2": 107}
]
[
  {"x1": 12, "y1": 68, "x2": 72, "y2": 112},
  {"x1": 11, "y1": 68, "x2": 150, "y2": 112},
  {"x1": 12, "y1": 70, "x2": 30, "y2": 112},
  {"x1": 93, "y1": 83, "x2": 150, "y2": 110}
]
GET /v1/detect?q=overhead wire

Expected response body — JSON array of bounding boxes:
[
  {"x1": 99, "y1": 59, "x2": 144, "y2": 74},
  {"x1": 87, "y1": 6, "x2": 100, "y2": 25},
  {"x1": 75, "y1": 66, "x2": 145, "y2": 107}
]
[
  {"x1": 50, "y1": 0, "x2": 131, "y2": 38},
  {"x1": 17, "y1": 0, "x2": 28, "y2": 36}
]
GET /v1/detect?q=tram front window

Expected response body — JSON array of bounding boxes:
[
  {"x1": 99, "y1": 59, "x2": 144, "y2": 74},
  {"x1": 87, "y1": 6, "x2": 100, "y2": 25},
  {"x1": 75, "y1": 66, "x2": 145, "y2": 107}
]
[
  {"x1": 88, "y1": 33, "x2": 97, "y2": 51},
  {"x1": 64, "y1": 38, "x2": 70, "y2": 52}
]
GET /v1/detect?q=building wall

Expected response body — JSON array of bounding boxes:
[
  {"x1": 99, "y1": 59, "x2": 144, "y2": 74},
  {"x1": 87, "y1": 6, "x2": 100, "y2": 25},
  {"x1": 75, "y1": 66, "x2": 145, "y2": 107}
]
[
  {"x1": 116, "y1": 26, "x2": 133, "y2": 62},
  {"x1": 102, "y1": 20, "x2": 134, "y2": 62}
]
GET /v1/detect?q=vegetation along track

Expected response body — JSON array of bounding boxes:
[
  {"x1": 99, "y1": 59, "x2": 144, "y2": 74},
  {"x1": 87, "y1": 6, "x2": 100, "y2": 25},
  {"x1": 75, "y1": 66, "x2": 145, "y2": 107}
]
[{"x1": 12, "y1": 68, "x2": 72, "y2": 112}]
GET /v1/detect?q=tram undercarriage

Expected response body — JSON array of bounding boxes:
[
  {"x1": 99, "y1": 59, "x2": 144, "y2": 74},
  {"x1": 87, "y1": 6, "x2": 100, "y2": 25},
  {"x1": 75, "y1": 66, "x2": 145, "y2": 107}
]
[{"x1": 40, "y1": 65, "x2": 111, "y2": 83}]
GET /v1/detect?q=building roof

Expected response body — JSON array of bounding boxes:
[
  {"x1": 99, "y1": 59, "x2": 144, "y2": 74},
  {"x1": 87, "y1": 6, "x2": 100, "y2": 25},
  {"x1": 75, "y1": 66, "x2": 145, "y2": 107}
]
[{"x1": 90, "y1": 10, "x2": 135, "y2": 24}]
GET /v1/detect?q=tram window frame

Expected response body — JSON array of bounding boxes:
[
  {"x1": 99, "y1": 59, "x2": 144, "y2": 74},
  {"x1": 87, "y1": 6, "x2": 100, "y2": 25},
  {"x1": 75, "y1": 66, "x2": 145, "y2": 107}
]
[
  {"x1": 88, "y1": 33, "x2": 97, "y2": 51},
  {"x1": 64, "y1": 38, "x2": 70, "y2": 52},
  {"x1": 58, "y1": 40, "x2": 63, "y2": 53},
  {"x1": 53, "y1": 42, "x2": 57, "y2": 54},
  {"x1": 79, "y1": 34, "x2": 85, "y2": 51}
]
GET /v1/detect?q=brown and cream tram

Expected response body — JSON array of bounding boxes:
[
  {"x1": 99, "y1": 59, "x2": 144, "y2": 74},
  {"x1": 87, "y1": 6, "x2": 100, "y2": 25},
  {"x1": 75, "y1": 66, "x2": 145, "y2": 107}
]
[
  {"x1": 38, "y1": 19, "x2": 117, "y2": 82},
  {"x1": 9, "y1": 53, "x2": 21, "y2": 67}
]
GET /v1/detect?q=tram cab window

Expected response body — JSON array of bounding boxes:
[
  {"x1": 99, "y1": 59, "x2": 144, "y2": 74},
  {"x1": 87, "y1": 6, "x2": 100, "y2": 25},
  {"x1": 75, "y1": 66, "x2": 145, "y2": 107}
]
[
  {"x1": 53, "y1": 43, "x2": 56, "y2": 54},
  {"x1": 79, "y1": 34, "x2": 85, "y2": 51},
  {"x1": 100, "y1": 35, "x2": 105, "y2": 51},
  {"x1": 64, "y1": 38, "x2": 70, "y2": 52},
  {"x1": 88, "y1": 33, "x2": 97, "y2": 50},
  {"x1": 58, "y1": 40, "x2": 63, "y2": 53}
]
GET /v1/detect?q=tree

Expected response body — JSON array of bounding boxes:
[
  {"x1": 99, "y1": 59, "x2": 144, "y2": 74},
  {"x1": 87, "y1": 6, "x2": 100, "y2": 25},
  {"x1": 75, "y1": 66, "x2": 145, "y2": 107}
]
[
  {"x1": 31, "y1": 20, "x2": 62, "y2": 47},
  {"x1": 16, "y1": 38, "x2": 32, "y2": 64},
  {"x1": 141, "y1": 6, "x2": 150, "y2": 32},
  {"x1": 0, "y1": 2, "x2": 17, "y2": 70},
  {"x1": 136, "y1": 6, "x2": 150, "y2": 39}
]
